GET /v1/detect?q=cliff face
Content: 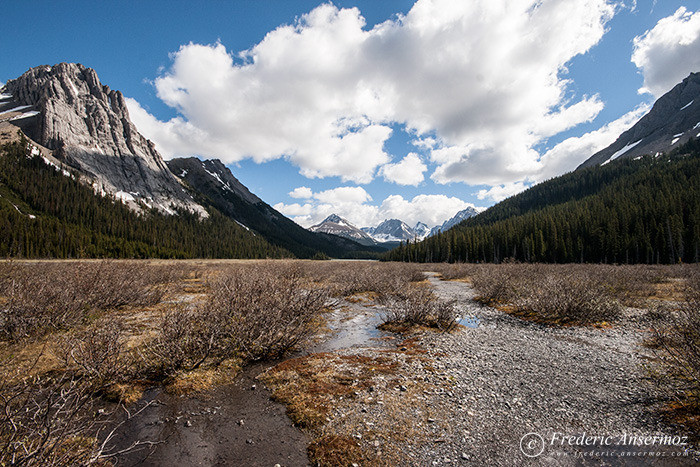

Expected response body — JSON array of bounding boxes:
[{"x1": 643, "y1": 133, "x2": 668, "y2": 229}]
[{"x1": 1, "y1": 63, "x2": 206, "y2": 216}]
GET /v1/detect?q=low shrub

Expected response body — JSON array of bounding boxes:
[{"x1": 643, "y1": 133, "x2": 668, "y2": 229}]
[
  {"x1": 0, "y1": 261, "x2": 173, "y2": 342},
  {"x1": 302, "y1": 261, "x2": 425, "y2": 298},
  {"x1": 651, "y1": 270, "x2": 700, "y2": 407},
  {"x1": 57, "y1": 315, "x2": 130, "y2": 384},
  {"x1": 379, "y1": 286, "x2": 458, "y2": 332},
  {"x1": 468, "y1": 263, "x2": 621, "y2": 325},
  {"x1": 149, "y1": 263, "x2": 330, "y2": 374},
  {"x1": 518, "y1": 272, "x2": 621, "y2": 324}
]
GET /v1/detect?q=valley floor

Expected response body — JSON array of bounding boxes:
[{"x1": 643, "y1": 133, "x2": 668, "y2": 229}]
[
  {"x1": 116, "y1": 268, "x2": 698, "y2": 466},
  {"x1": 2, "y1": 260, "x2": 699, "y2": 466}
]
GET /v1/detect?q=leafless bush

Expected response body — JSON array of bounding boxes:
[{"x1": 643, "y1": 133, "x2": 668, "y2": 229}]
[
  {"x1": 469, "y1": 263, "x2": 531, "y2": 305},
  {"x1": 467, "y1": 264, "x2": 621, "y2": 324},
  {"x1": 307, "y1": 262, "x2": 425, "y2": 298},
  {"x1": 0, "y1": 366, "x2": 152, "y2": 466},
  {"x1": 68, "y1": 261, "x2": 172, "y2": 310},
  {"x1": 379, "y1": 286, "x2": 459, "y2": 331},
  {"x1": 57, "y1": 316, "x2": 131, "y2": 385},
  {"x1": 149, "y1": 263, "x2": 331, "y2": 373},
  {"x1": 0, "y1": 261, "x2": 173, "y2": 342},
  {"x1": 0, "y1": 370, "x2": 103, "y2": 466},
  {"x1": 0, "y1": 310, "x2": 156, "y2": 466},
  {"x1": 148, "y1": 306, "x2": 221, "y2": 374},
  {"x1": 650, "y1": 270, "x2": 700, "y2": 407},
  {"x1": 519, "y1": 272, "x2": 622, "y2": 324},
  {"x1": 208, "y1": 264, "x2": 330, "y2": 361}
]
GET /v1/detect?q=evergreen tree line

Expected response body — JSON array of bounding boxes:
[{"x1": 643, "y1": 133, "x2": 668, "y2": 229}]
[
  {"x1": 0, "y1": 138, "x2": 290, "y2": 259},
  {"x1": 386, "y1": 139, "x2": 700, "y2": 264}
]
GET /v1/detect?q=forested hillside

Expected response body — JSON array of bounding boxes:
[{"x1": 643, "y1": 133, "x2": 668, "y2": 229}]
[
  {"x1": 0, "y1": 137, "x2": 290, "y2": 258},
  {"x1": 387, "y1": 139, "x2": 700, "y2": 264}
]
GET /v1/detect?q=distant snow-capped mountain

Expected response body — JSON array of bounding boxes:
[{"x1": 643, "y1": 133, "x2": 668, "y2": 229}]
[
  {"x1": 309, "y1": 214, "x2": 377, "y2": 246},
  {"x1": 366, "y1": 219, "x2": 415, "y2": 242},
  {"x1": 429, "y1": 207, "x2": 480, "y2": 236},
  {"x1": 413, "y1": 222, "x2": 431, "y2": 239},
  {"x1": 361, "y1": 219, "x2": 433, "y2": 242},
  {"x1": 311, "y1": 210, "x2": 481, "y2": 246}
]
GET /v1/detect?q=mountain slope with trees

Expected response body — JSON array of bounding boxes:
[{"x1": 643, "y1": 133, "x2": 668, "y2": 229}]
[
  {"x1": 0, "y1": 137, "x2": 290, "y2": 259},
  {"x1": 167, "y1": 157, "x2": 380, "y2": 259},
  {"x1": 386, "y1": 138, "x2": 700, "y2": 264}
]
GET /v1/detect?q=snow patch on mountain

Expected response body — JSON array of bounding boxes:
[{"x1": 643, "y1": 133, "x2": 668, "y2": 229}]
[{"x1": 601, "y1": 139, "x2": 643, "y2": 166}]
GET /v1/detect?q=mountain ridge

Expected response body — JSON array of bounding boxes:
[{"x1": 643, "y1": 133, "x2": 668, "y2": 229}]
[
  {"x1": 309, "y1": 214, "x2": 378, "y2": 246},
  {"x1": 579, "y1": 72, "x2": 700, "y2": 168},
  {"x1": 429, "y1": 207, "x2": 480, "y2": 236}
]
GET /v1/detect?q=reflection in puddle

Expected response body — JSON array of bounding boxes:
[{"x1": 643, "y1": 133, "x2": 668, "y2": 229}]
[{"x1": 309, "y1": 301, "x2": 393, "y2": 353}]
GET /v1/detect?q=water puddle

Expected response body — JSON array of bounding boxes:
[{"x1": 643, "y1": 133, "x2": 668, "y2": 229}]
[{"x1": 308, "y1": 298, "x2": 392, "y2": 353}]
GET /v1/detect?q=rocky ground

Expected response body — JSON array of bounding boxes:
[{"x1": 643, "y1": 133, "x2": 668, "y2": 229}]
[{"x1": 261, "y1": 273, "x2": 699, "y2": 466}]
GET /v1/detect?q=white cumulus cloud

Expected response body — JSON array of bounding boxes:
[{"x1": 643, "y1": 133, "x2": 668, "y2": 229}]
[
  {"x1": 377, "y1": 194, "x2": 478, "y2": 228},
  {"x1": 272, "y1": 202, "x2": 313, "y2": 217},
  {"x1": 313, "y1": 186, "x2": 372, "y2": 204},
  {"x1": 534, "y1": 104, "x2": 650, "y2": 181},
  {"x1": 632, "y1": 7, "x2": 700, "y2": 97},
  {"x1": 379, "y1": 153, "x2": 427, "y2": 185},
  {"x1": 288, "y1": 186, "x2": 313, "y2": 199},
  {"x1": 476, "y1": 182, "x2": 529, "y2": 203},
  {"x1": 128, "y1": 0, "x2": 618, "y2": 187}
]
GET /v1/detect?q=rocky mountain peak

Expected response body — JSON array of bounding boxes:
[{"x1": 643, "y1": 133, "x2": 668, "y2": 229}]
[
  {"x1": 430, "y1": 207, "x2": 479, "y2": 236},
  {"x1": 579, "y1": 71, "x2": 700, "y2": 168},
  {"x1": 370, "y1": 219, "x2": 416, "y2": 242},
  {"x1": 324, "y1": 214, "x2": 344, "y2": 224},
  {"x1": 309, "y1": 214, "x2": 377, "y2": 246},
  {"x1": 1, "y1": 63, "x2": 206, "y2": 216}
]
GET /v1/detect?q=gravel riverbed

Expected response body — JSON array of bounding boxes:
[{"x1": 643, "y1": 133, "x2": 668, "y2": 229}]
[{"x1": 293, "y1": 274, "x2": 699, "y2": 466}]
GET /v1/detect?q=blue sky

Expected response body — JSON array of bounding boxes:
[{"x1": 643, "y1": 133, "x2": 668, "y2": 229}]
[{"x1": 3, "y1": 1, "x2": 700, "y2": 228}]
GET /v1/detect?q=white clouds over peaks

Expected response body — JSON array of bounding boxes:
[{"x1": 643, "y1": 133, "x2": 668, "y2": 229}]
[
  {"x1": 632, "y1": 7, "x2": 700, "y2": 97},
  {"x1": 477, "y1": 182, "x2": 529, "y2": 203},
  {"x1": 128, "y1": 0, "x2": 618, "y2": 186},
  {"x1": 274, "y1": 186, "x2": 479, "y2": 229}
]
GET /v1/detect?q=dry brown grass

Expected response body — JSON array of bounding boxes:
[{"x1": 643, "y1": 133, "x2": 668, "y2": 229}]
[
  {"x1": 261, "y1": 352, "x2": 400, "y2": 428},
  {"x1": 261, "y1": 336, "x2": 442, "y2": 466},
  {"x1": 166, "y1": 357, "x2": 242, "y2": 396},
  {"x1": 307, "y1": 435, "x2": 370, "y2": 467}
]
